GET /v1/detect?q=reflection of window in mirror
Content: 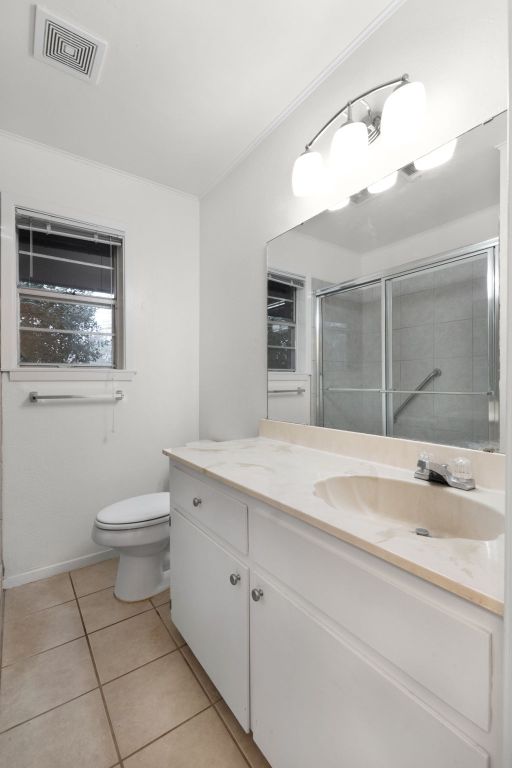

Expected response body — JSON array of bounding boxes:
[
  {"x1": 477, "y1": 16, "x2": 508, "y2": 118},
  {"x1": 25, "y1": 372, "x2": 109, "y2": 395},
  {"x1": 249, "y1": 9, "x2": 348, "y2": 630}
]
[
  {"x1": 267, "y1": 272, "x2": 312, "y2": 425},
  {"x1": 267, "y1": 277, "x2": 297, "y2": 371}
]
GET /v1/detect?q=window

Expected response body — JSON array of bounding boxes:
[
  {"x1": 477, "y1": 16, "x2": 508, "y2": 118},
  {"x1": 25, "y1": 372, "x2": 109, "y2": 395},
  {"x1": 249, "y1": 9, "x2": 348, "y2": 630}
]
[
  {"x1": 16, "y1": 209, "x2": 124, "y2": 368},
  {"x1": 267, "y1": 274, "x2": 298, "y2": 371}
]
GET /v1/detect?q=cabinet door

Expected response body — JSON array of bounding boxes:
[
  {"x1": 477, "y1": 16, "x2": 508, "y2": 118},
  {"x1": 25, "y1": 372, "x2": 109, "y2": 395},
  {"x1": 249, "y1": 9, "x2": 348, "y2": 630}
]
[
  {"x1": 171, "y1": 511, "x2": 250, "y2": 729},
  {"x1": 250, "y1": 574, "x2": 488, "y2": 768}
]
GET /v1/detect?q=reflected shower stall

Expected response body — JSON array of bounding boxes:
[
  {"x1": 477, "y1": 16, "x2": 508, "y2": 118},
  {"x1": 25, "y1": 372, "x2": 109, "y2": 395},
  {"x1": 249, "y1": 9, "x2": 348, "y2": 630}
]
[{"x1": 316, "y1": 242, "x2": 499, "y2": 449}]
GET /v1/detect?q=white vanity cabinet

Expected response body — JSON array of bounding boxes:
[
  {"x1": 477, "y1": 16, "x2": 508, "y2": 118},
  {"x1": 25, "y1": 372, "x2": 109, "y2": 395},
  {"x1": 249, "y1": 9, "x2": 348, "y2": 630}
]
[
  {"x1": 168, "y1": 462, "x2": 502, "y2": 767},
  {"x1": 169, "y1": 466, "x2": 250, "y2": 729},
  {"x1": 250, "y1": 574, "x2": 489, "y2": 768}
]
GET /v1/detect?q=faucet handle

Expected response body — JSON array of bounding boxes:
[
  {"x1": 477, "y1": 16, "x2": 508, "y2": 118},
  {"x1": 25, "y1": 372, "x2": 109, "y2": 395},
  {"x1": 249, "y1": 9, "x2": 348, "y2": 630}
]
[
  {"x1": 417, "y1": 451, "x2": 433, "y2": 468},
  {"x1": 449, "y1": 457, "x2": 473, "y2": 481}
]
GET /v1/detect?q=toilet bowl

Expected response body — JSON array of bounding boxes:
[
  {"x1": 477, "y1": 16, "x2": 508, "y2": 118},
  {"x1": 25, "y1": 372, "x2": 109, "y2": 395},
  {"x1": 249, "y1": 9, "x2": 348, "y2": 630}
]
[{"x1": 92, "y1": 492, "x2": 170, "y2": 602}]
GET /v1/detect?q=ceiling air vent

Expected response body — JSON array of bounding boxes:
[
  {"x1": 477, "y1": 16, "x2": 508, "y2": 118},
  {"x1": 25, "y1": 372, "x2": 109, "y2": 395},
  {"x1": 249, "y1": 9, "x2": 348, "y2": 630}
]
[{"x1": 33, "y1": 6, "x2": 107, "y2": 83}]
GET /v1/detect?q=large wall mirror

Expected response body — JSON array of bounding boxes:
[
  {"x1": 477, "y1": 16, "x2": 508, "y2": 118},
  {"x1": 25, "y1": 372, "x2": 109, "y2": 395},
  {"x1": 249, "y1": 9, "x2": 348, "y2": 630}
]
[{"x1": 267, "y1": 112, "x2": 506, "y2": 451}]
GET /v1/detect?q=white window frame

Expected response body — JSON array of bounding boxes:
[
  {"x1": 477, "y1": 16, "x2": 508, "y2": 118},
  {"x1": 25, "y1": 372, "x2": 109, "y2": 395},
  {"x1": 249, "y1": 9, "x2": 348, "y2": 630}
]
[{"x1": 1, "y1": 193, "x2": 135, "y2": 381}]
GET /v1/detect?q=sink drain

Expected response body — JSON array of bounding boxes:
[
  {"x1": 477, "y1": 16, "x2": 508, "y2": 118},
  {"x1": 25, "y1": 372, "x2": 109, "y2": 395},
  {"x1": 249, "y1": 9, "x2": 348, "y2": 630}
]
[{"x1": 415, "y1": 527, "x2": 431, "y2": 537}]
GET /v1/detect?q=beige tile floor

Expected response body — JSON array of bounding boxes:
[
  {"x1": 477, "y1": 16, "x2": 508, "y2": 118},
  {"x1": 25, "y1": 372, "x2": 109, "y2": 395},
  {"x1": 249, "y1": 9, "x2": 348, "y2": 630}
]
[{"x1": 0, "y1": 559, "x2": 271, "y2": 768}]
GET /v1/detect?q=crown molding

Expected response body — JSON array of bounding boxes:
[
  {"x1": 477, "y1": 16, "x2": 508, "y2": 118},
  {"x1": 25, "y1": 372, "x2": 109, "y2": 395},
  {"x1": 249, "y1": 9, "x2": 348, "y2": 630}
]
[
  {"x1": 0, "y1": 127, "x2": 198, "y2": 202},
  {"x1": 200, "y1": 0, "x2": 408, "y2": 198}
]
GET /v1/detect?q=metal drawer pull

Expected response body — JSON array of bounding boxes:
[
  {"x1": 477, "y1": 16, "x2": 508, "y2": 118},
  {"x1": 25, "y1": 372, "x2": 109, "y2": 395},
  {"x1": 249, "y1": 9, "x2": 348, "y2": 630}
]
[
  {"x1": 230, "y1": 573, "x2": 241, "y2": 586},
  {"x1": 251, "y1": 588, "x2": 264, "y2": 602},
  {"x1": 192, "y1": 497, "x2": 202, "y2": 507}
]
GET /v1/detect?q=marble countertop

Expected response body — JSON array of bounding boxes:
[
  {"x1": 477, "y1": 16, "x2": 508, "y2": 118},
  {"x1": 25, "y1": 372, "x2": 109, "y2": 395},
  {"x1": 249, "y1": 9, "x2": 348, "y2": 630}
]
[{"x1": 163, "y1": 436, "x2": 505, "y2": 615}]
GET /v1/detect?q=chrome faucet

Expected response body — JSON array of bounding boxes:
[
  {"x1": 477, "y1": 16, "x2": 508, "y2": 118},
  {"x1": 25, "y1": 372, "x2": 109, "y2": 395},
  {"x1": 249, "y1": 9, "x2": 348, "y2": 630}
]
[{"x1": 414, "y1": 456, "x2": 475, "y2": 491}]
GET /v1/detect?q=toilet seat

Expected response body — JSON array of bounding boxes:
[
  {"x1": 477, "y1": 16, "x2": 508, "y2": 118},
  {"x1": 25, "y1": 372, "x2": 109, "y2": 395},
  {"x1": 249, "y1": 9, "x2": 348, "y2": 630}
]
[{"x1": 95, "y1": 492, "x2": 170, "y2": 531}]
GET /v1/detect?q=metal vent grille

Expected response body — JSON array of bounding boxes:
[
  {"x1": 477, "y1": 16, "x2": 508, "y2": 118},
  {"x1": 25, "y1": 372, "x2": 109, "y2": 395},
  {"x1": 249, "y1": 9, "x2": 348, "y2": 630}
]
[{"x1": 34, "y1": 6, "x2": 107, "y2": 83}]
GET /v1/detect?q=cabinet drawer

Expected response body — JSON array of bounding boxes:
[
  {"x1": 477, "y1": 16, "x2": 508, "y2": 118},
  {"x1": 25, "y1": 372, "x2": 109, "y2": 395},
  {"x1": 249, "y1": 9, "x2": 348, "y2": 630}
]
[
  {"x1": 250, "y1": 504, "x2": 492, "y2": 731},
  {"x1": 170, "y1": 465, "x2": 248, "y2": 553}
]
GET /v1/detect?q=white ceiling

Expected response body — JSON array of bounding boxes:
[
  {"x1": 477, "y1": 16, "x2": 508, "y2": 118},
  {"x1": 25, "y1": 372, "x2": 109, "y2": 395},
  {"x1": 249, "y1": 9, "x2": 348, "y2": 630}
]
[{"x1": 0, "y1": 0, "x2": 398, "y2": 195}]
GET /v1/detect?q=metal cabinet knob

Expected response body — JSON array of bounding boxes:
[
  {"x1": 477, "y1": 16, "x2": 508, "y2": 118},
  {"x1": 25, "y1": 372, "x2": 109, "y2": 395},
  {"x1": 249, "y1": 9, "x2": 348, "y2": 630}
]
[
  {"x1": 229, "y1": 573, "x2": 241, "y2": 586},
  {"x1": 192, "y1": 497, "x2": 202, "y2": 507},
  {"x1": 251, "y1": 588, "x2": 264, "y2": 602}
]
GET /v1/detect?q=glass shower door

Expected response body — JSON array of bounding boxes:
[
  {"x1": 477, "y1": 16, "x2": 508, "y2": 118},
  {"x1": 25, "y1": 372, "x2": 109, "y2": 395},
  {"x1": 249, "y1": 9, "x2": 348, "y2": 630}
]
[
  {"x1": 320, "y1": 281, "x2": 383, "y2": 434},
  {"x1": 386, "y1": 249, "x2": 496, "y2": 448}
]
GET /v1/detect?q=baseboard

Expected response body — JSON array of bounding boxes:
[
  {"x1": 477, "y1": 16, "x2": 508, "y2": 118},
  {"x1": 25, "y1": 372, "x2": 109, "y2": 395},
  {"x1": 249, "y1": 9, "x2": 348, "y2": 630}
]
[{"x1": 3, "y1": 549, "x2": 115, "y2": 589}]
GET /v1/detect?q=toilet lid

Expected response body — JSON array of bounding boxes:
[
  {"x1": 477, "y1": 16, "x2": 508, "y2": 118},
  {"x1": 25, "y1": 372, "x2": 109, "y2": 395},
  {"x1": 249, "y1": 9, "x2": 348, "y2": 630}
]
[{"x1": 95, "y1": 492, "x2": 170, "y2": 530}]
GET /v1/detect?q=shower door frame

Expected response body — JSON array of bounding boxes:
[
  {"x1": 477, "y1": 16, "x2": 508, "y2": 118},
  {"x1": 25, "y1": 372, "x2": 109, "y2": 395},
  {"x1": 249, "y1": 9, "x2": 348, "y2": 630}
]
[{"x1": 315, "y1": 238, "x2": 500, "y2": 446}]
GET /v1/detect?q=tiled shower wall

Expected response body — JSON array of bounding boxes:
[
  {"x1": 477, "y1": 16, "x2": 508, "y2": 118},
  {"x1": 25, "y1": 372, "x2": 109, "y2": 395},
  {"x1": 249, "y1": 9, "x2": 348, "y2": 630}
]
[{"x1": 392, "y1": 257, "x2": 491, "y2": 447}]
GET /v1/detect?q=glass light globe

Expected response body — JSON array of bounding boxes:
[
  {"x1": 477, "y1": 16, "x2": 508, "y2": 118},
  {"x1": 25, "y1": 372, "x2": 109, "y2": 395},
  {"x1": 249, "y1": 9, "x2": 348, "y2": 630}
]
[
  {"x1": 292, "y1": 150, "x2": 325, "y2": 197},
  {"x1": 330, "y1": 121, "x2": 368, "y2": 174},
  {"x1": 414, "y1": 138, "x2": 457, "y2": 171},
  {"x1": 368, "y1": 171, "x2": 398, "y2": 194},
  {"x1": 327, "y1": 196, "x2": 350, "y2": 212},
  {"x1": 381, "y1": 81, "x2": 426, "y2": 143}
]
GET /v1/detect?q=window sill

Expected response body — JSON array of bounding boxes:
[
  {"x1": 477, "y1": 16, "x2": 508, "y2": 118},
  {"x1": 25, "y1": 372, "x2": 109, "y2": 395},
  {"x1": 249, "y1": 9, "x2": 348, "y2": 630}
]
[{"x1": 6, "y1": 369, "x2": 136, "y2": 382}]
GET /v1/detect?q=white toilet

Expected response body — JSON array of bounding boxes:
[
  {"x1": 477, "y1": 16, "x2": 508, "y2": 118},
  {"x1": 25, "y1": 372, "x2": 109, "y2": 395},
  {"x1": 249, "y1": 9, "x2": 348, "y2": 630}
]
[{"x1": 92, "y1": 492, "x2": 170, "y2": 602}]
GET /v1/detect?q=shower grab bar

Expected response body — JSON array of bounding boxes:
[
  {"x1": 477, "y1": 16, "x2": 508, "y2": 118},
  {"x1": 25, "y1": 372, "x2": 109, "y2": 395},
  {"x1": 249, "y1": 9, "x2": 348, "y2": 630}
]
[
  {"x1": 268, "y1": 387, "x2": 306, "y2": 395},
  {"x1": 393, "y1": 368, "x2": 442, "y2": 422},
  {"x1": 29, "y1": 390, "x2": 124, "y2": 403}
]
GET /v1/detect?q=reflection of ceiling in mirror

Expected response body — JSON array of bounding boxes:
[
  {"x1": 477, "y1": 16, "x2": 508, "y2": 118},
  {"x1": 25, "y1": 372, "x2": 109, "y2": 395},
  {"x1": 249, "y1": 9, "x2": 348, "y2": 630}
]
[{"x1": 297, "y1": 112, "x2": 505, "y2": 254}]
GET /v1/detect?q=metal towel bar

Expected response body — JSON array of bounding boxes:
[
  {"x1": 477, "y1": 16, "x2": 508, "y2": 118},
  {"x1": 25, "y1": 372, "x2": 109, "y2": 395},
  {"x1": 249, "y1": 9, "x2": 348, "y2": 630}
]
[
  {"x1": 325, "y1": 387, "x2": 491, "y2": 396},
  {"x1": 29, "y1": 390, "x2": 124, "y2": 403}
]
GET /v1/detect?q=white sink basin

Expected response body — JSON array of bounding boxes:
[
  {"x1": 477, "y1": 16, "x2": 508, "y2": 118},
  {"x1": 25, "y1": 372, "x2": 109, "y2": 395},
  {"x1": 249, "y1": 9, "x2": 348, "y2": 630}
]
[{"x1": 314, "y1": 475, "x2": 504, "y2": 541}]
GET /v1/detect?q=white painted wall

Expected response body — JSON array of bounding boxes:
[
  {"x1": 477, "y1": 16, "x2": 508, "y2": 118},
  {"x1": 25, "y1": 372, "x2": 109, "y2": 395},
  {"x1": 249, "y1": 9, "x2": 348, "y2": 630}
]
[
  {"x1": 360, "y1": 205, "x2": 499, "y2": 275},
  {"x1": 268, "y1": 229, "x2": 359, "y2": 285},
  {"x1": 199, "y1": 0, "x2": 508, "y2": 440},
  {"x1": 0, "y1": 133, "x2": 199, "y2": 584}
]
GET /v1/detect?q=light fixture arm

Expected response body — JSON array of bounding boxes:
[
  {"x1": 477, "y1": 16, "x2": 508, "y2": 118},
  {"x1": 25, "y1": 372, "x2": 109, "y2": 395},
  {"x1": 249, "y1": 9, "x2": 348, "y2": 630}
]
[{"x1": 304, "y1": 74, "x2": 408, "y2": 151}]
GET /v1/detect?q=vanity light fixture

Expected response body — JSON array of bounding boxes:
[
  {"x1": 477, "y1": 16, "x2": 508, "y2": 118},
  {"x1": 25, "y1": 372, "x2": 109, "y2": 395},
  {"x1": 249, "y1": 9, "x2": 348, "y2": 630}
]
[
  {"x1": 414, "y1": 138, "x2": 457, "y2": 170},
  {"x1": 292, "y1": 74, "x2": 426, "y2": 198},
  {"x1": 368, "y1": 171, "x2": 398, "y2": 194}
]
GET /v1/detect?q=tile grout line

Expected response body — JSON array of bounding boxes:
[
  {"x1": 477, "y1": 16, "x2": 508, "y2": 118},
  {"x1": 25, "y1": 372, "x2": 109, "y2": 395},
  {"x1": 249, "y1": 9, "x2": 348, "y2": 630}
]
[
  {"x1": 178, "y1": 644, "x2": 221, "y2": 704},
  {"x1": 213, "y1": 703, "x2": 255, "y2": 768},
  {"x1": 1, "y1": 632, "x2": 87, "y2": 670},
  {"x1": 212, "y1": 700, "x2": 255, "y2": 768},
  {"x1": 0, "y1": 586, "x2": 6, "y2": 688},
  {"x1": 69, "y1": 574, "x2": 125, "y2": 768},
  {"x1": 0, "y1": 649, "x2": 253, "y2": 767},
  {"x1": 120, "y1": 702, "x2": 214, "y2": 762},
  {"x1": 0, "y1": 609, "x2": 176, "y2": 737},
  {"x1": 153, "y1": 600, "x2": 186, "y2": 648},
  {"x1": 1, "y1": 558, "x2": 122, "y2": 634},
  {"x1": 2, "y1": 578, "x2": 257, "y2": 768},
  {"x1": 172, "y1": 615, "x2": 254, "y2": 768},
  {"x1": 78, "y1": 605, "x2": 155, "y2": 637},
  {"x1": 150, "y1": 603, "x2": 252, "y2": 766},
  {"x1": 2, "y1": 595, "x2": 78, "y2": 623},
  {"x1": 99, "y1": 643, "x2": 178, "y2": 685},
  {"x1": 154, "y1": 600, "x2": 254, "y2": 766},
  {"x1": 2, "y1": 581, "x2": 152, "y2": 668},
  {"x1": 0, "y1": 683, "x2": 100, "y2": 736}
]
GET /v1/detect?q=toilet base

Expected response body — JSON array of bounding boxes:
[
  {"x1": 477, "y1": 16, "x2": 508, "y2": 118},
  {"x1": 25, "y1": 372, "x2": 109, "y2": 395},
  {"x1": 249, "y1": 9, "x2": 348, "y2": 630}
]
[{"x1": 114, "y1": 545, "x2": 170, "y2": 602}]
